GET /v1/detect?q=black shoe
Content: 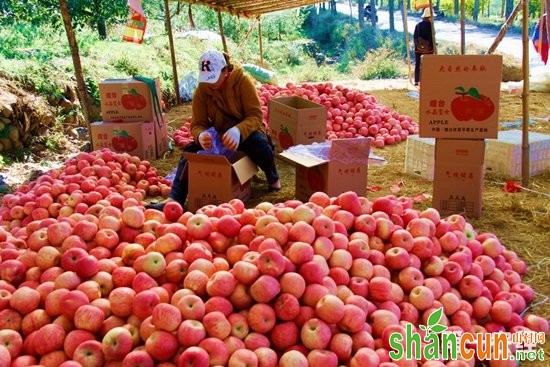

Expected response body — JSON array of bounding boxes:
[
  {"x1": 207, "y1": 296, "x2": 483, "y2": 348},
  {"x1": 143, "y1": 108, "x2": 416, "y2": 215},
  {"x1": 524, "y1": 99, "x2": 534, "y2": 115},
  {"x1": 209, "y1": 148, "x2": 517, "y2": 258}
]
[{"x1": 145, "y1": 202, "x2": 166, "y2": 211}]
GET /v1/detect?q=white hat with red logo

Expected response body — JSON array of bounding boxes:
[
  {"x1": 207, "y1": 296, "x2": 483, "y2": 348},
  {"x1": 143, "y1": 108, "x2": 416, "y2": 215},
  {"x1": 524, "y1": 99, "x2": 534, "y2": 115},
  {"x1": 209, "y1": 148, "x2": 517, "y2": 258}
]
[{"x1": 198, "y1": 50, "x2": 227, "y2": 84}]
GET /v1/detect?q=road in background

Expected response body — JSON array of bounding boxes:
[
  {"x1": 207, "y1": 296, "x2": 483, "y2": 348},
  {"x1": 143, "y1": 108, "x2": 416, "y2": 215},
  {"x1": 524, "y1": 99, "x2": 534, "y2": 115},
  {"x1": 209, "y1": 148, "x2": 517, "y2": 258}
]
[{"x1": 335, "y1": 2, "x2": 546, "y2": 76}]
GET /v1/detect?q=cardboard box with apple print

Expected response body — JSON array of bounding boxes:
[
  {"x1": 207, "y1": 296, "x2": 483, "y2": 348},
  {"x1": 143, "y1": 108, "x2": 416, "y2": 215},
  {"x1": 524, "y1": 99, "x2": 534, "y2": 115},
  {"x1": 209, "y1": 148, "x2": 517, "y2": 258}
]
[
  {"x1": 432, "y1": 139, "x2": 486, "y2": 218},
  {"x1": 419, "y1": 55, "x2": 503, "y2": 139},
  {"x1": 91, "y1": 121, "x2": 155, "y2": 161},
  {"x1": 268, "y1": 96, "x2": 327, "y2": 153},
  {"x1": 183, "y1": 152, "x2": 259, "y2": 212},
  {"x1": 99, "y1": 78, "x2": 161, "y2": 123},
  {"x1": 279, "y1": 138, "x2": 371, "y2": 202}
]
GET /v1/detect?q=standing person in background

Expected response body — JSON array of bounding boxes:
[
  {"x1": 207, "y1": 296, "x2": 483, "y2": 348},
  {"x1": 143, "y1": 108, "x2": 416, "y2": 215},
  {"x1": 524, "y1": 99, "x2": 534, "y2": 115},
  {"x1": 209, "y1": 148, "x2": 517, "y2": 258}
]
[
  {"x1": 147, "y1": 49, "x2": 281, "y2": 211},
  {"x1": 413, "y1": 7, "x2": 435, "y2": 86}
]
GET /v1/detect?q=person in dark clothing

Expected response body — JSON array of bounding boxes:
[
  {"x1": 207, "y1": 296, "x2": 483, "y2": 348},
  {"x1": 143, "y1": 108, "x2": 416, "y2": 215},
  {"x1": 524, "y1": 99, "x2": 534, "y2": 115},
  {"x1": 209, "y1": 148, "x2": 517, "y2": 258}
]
[
  {"x1": 146, "y1": 50, "x2": 281, "y2": 211},
  {"x1": 413, "y1": 7, "x2": 435, "y2": 86}
]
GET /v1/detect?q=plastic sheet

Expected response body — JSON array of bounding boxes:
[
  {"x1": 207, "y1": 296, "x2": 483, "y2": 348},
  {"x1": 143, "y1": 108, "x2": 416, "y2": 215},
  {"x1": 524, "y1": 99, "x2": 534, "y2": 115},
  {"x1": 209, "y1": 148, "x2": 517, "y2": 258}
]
[
  {"x1": 197, "y1": 127, "x2": 236, "y2": 160},
  {"x1": 285, "y1": 140, "x2": 387, "y2": 166},
  {"x1": 179, "y1": 72, "x2": 198, "y2": 102},
  {"x1": 242, "y1": 64, "x2": 277, "y2": 85}
]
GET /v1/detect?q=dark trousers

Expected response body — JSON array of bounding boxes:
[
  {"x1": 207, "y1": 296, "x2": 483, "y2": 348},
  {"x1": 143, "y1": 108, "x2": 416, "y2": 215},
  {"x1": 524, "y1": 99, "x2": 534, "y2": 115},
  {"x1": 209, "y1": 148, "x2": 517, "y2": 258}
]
[
  {"x1": 168, "y1": 130, "x2": 279, "y2": 205},
  {"x1": 414, "y1": 52, "x2": 433, "y2": 84}
]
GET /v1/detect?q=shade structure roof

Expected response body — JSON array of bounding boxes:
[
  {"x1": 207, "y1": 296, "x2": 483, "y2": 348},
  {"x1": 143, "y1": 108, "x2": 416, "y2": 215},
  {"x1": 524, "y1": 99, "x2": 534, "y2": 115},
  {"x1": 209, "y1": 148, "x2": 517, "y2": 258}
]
[{"x1": 171, "y1": 0, "x2": 328, "y2": 18}]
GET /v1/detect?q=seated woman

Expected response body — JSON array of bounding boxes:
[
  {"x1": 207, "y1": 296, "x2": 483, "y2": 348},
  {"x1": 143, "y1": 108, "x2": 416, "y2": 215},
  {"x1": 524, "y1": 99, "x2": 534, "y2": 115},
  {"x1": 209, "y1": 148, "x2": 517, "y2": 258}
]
[{"x1": 148, "y1": 50, "x2": 281, "y2": 211}]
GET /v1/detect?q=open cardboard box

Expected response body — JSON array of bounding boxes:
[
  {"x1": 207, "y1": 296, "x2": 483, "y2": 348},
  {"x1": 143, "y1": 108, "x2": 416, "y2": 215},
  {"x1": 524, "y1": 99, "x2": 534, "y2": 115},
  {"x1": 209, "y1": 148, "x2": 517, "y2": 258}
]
[
  {"x1": 279, "y1": 138, "x2": 371, "y2": 202},
  {"x1": 183, "y1": 151, "x2": 258, "y2": 212},
  {"x1": 268, "y1": 96, "x2": 327, "y2": 153},
  {"x1": 432, "y1": 138, "x2": 486, "y2": 218}
]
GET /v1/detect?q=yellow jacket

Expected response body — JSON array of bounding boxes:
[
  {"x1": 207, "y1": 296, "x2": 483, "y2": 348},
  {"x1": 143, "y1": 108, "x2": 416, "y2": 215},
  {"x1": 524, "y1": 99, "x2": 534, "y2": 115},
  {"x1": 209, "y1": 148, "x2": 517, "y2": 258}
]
[{"x1": 191, "y1": 66, "x2": 263, "y2": 142}]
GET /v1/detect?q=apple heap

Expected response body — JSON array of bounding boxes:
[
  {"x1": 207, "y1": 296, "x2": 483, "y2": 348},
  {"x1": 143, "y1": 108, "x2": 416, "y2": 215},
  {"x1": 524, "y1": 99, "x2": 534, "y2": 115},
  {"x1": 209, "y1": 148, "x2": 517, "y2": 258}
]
[
  {"x1": 173, "y1": 82, "x2": 419, "y2": 149},
  {"x1": 0, "y1": 155, "x2": 548, "y2": 367}
]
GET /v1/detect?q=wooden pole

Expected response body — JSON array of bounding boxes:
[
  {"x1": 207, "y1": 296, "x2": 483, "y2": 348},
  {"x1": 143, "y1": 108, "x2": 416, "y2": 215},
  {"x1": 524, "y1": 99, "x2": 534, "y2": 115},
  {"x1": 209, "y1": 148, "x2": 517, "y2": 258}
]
[
  {"x1": 487, "y1": 0, "x2": 523, "y2": 54},
  {"x1": 521, "y1": 0, "x2": 530, "y2": 186},
  {"x1": 164, "y1": 0, "x2": 181, "y2": 104},
  {"x1": 428, "y1": 1, "x2": 437, "y2": 54},
  {"x1": 58, "y1": 0, "x2": 92, "y2": 127},
  {"x1": 217, "y1": 10, "x2": 228, "y2": 53},
  {"x1": 460, "y1": 0, "x2": 466, "y2": 54},
  {"x1": 402, "y1": 0, "x2": 414, "y2": 84},
  {"x1": 258, "y1": 17, "x2": 264, "y2": 67}
]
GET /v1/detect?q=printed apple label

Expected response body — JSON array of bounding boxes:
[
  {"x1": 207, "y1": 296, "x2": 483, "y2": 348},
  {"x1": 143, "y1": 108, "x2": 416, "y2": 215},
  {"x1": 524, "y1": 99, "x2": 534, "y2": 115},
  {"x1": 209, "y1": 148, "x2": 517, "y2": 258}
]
[{"x1": 450, "y1": 87, "x2": 495, "y2": 122}]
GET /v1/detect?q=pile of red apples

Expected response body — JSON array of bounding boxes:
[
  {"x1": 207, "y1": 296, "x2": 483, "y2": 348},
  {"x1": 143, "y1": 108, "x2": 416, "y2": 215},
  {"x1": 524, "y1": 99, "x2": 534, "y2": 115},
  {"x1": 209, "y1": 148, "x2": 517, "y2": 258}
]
[
  {"x1": 0, "y1": 148, "x2": 548, "y2": 367},
  {"x1": 172, "y1": 82, "x2": 419, "y2": 149}
]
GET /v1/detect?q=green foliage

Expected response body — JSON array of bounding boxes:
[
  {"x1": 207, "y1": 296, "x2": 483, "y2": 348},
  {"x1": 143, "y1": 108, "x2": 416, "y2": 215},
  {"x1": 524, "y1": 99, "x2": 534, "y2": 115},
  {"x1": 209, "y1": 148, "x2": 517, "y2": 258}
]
[{"x1": 353, "y1": 47, "x2": 407, "y2": 79}]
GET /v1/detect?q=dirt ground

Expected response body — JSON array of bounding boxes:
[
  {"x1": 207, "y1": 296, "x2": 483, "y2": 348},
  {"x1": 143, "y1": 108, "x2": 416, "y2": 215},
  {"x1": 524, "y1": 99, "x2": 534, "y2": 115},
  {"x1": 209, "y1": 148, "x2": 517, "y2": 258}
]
[{"x1": 155, "y1": 82, "x2": 550, "y2": 364}]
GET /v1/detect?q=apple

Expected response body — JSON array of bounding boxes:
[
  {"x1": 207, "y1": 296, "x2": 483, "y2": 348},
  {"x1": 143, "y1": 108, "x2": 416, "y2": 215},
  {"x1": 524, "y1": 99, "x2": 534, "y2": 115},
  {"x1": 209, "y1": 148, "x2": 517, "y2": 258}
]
[
  {"x1": 228, "y1": 348, "x2": 260, "y2": 367},
  {"x1": 279, "y1": 350, "x2": 309, "y2": 367},
  {"x1": 108, "y1": 287, "x2": 136, "y2": 318},
  {"x1": 247, "y1": 303, "x2": 276, "y2": 334},
  {"x1": 254, "y1": 347, "x2": 278, "y2": 367},
  {"x1": 34, "y1": 323, "x2": 66, "y2": 356},
  {"x1": 202, "y1": 311, "x2": 231, "y2": 339},
  {"x1": 9, "y1": 286, "x2": 41, "y2": 315},
  {"x1": 122, "y1": 350, "x2": 154, "y2": 367},
  {"x1": 74, "y1": 304, "x2": 105, "y2": 334},
  {"x1": 0, "y1": 329, "x2": 22, "y2": 360},
  {"x1": 177, "y1": 346, "x2": 210, "y2": 367},
  {"x1": 151, "y1": 303, "x2": 181, "y2": 332},
  {"x1": 397, "y1": 266, "x2": 424, "y2": 292},
  {"x1": 279, "y1": 272, "x2": 306, "y2": 298},
  {"x1": 409, "y1": 285, "x2": 435, "y2": 311},
  {"x1": 102, "y1": 326, "x2": 133, "y2": 361},
  {"x1": 368, "y1": 276, "x2": 392, "y2": 302},
  {"x1": 177, "y1": 319, "x2": 206, "y2": 348},
  {"x1": 144, "y1": 329, "x2": 179, "y2": 362},
  {"x1": 458, "y1": 275, "x2": 483, "y2": 299},
  {"x1": 250, "y1": 275, "x2": 281, "y2": 304},
  {"x1": 274, "y1": 292, "x2": 301, "y2": 321},
  {"x1": 385, "y1": 247, "x2": 410, "y2": 270},
  {"x1": 329, "y1": 332, "x2": 353, "y2": 362},
  {"x1": 315, "y1": 294, "x2": 345, "y2": 324},
  {"x1": 73, "y1": 340, "x2": 105, "y2": 367},
  {"x1": 490, "y1": 300, "x2": 513, "y2": 324},
  {"x1": 300, "y1": 320, "x2": 332, "y2": 350},
  {"x1": 350, "y1": 347, "x2": 380, "y2": 367}
]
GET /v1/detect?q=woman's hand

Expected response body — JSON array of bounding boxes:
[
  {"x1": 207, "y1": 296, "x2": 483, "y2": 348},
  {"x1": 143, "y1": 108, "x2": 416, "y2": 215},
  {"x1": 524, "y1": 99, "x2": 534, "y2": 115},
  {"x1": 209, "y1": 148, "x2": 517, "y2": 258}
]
[
  {"x1": 198, "y1": 131, "x2": 212, "y2": 150},
  {"x1": 222, "y1": 126, "x2": 240, "y2": 151}
]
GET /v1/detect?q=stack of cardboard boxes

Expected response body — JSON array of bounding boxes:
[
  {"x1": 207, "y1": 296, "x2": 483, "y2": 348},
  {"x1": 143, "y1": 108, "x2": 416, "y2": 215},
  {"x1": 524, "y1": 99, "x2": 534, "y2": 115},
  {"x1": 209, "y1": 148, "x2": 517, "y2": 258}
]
[
  {"x1": 91, "y1": 77, "x2": 168, "y2": 161},
  {"x1": 418, "y1": 55, "x2": 503, "y2": 218},
  {"x1": 269, "y1": 96, "x2": 372, "y2": 202}
]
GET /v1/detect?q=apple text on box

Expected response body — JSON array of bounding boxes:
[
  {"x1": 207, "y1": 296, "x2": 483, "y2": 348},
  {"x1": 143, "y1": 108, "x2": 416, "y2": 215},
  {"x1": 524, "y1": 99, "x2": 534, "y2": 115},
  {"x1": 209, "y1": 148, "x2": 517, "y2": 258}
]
[
  {"x1": 445, "y1": 170, "x2": 476, "y2": 180},
  {"x1": 197, "y1": 169, "x2": 224, "y2": 179},
  {"x1": 437, "y1": 64, "x2": 488, "y2": 73}
]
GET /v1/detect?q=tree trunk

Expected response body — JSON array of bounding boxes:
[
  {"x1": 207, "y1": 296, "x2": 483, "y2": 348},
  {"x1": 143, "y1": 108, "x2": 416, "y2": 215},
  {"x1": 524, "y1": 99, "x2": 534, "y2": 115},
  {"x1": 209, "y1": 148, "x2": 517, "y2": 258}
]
[
  {"x1": 389, "y1": 0, "x2": 395, "y2": 31},
  {"x1": 59, "y1": 0, "x2": 92, "y2": 128},
  {"x1": 188, "y1": 5, "x2": 195, "y2": 29},
  {"x1": 504, "y1": 0, "x2": 514, "y2": 18},
  {"x1": 473, "y1": 0, "x2": 480, "y2": 21},
  {"x1": 358, "y1": 0, "x2": 365, "y2": 28},
  {"x1": 370, "y1": 0, "x2": 377, "y2": 27},
  {"x1": 93, "y1": 0, "x2": 106, "y2": 39},
  {"x1": 454, "y1": 0, "x2": 459, "y2": 16}
]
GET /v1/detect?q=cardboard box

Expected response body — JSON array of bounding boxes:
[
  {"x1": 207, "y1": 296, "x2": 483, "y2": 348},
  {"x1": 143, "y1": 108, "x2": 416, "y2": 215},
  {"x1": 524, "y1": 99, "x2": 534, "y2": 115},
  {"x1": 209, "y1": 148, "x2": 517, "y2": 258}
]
[
  {"x1": 432, "y1": 139, "x2": 486, "y2": 218},
  {"x1": 485, "y1": 130, "x2": 550, "y2": 178},
  {"x1": 91, "y1": 121, "x2": 155, "y2": 160},
  {"x1": 404, "y1": 135, "x2": 436, "y2": 181},
  {"x1": 419, "y1": 55, "x2": 502, "y2": 139},
  {"x1": 268, "y1": 96, "x2": 327, "y2": 153},
  {"x1": 183, "y1": 152, "x2": 259, "y2": 212},
  {"x1": 279, "y1": 138, "x2": 371, "y2": 202},
  {"x1": 151, "y1": 113, "x2": 169, "y2": 159},
  {"x1": 99, "y1": 78, "x2": 162, "y2": 123}
]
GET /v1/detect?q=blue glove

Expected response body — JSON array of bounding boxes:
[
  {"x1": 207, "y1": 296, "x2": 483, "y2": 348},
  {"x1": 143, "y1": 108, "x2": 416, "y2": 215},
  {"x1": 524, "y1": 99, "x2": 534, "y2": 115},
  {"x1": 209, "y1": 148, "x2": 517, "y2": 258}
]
[
  {"x1": 222, "y1": 126, "x2": 240, "y2": 151},
  {"x1": 198, "y1": 131, "x2": 212, "y2": 150}
]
